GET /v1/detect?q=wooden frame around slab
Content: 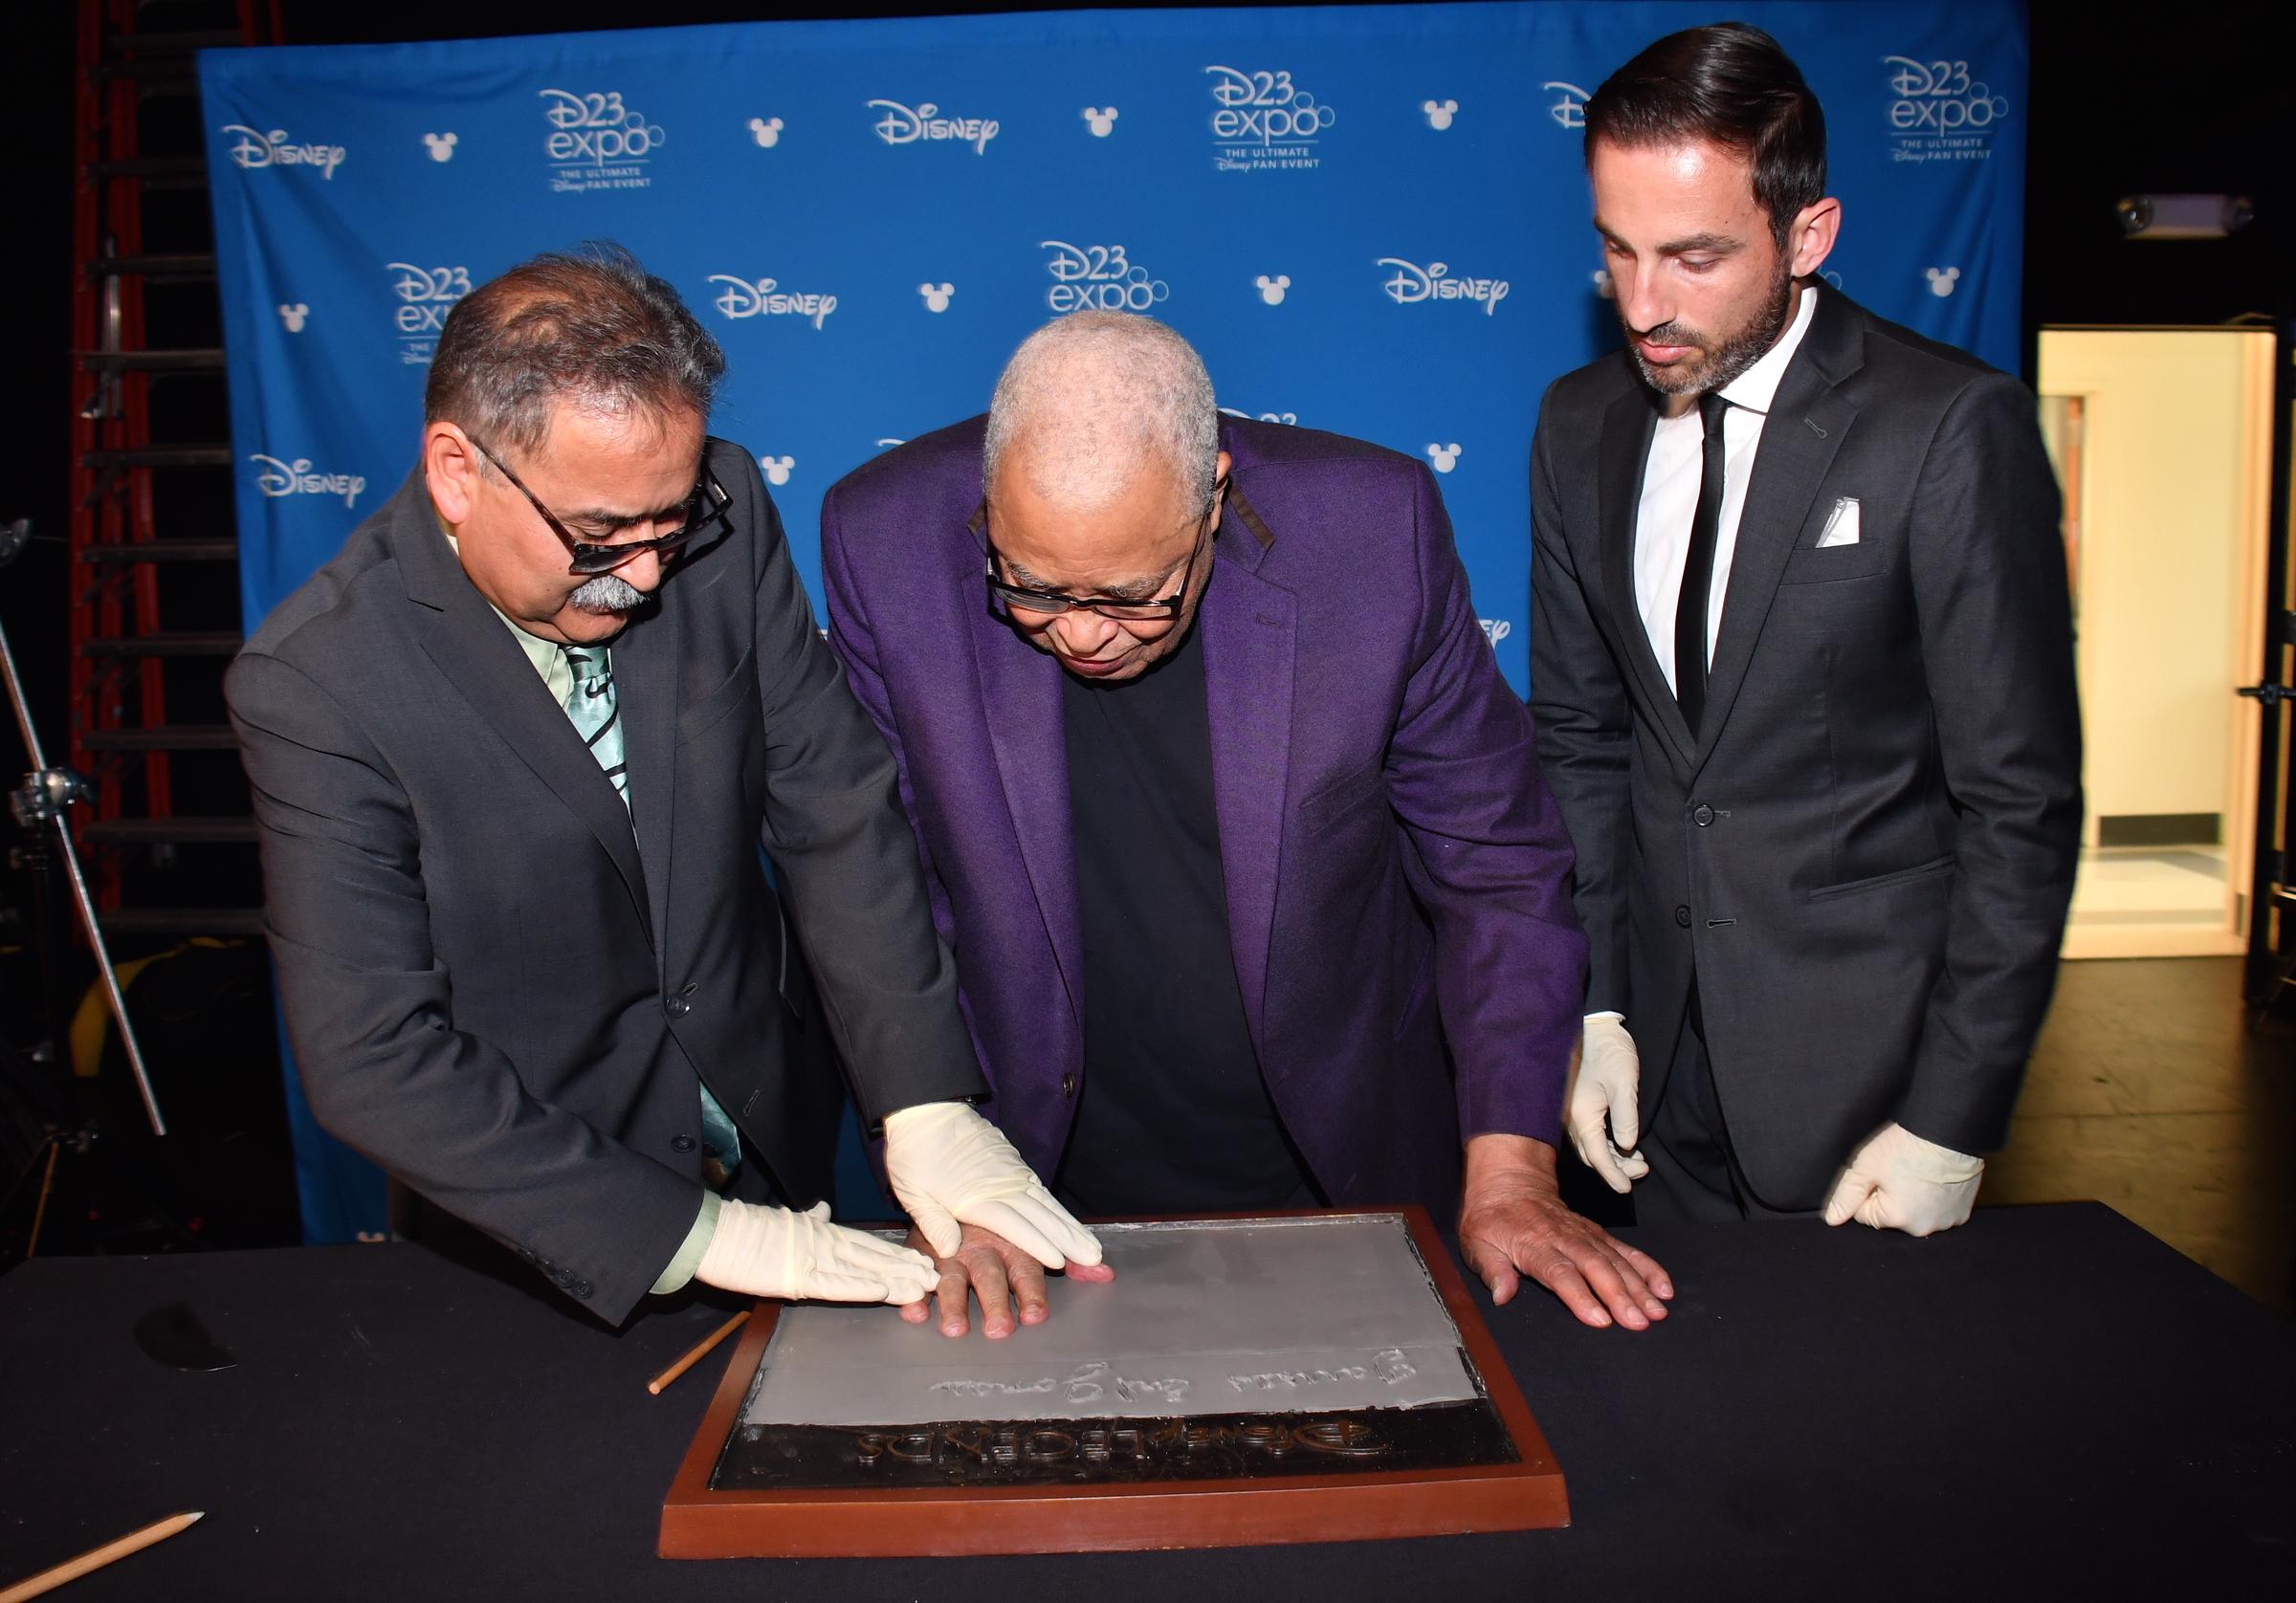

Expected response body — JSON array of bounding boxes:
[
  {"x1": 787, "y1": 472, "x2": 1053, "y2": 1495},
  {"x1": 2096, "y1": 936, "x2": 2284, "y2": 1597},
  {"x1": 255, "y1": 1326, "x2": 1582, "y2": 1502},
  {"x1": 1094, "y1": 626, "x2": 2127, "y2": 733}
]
[{"x1": 658, "y1": 1206, "x2": 1567, "y2": 1557}]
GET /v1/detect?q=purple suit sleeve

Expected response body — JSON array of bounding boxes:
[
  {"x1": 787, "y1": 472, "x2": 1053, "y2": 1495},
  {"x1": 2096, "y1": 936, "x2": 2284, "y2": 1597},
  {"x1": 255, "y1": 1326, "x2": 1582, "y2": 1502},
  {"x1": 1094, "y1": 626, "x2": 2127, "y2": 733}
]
[{"x1": 1384, "y1": 462, "x2": 1589, "y2": 1149}]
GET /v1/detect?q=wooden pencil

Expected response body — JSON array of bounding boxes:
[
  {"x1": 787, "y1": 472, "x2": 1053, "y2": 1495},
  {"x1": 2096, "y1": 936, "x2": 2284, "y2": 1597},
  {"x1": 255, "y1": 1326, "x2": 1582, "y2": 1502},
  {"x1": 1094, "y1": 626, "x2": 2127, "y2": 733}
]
[
  {"x1": 648, "y1": 1309, "x2": 749, "y2": 1395},
  {"x1": 0, "y1": 1510, "x2": 203, "y2": 1603}
]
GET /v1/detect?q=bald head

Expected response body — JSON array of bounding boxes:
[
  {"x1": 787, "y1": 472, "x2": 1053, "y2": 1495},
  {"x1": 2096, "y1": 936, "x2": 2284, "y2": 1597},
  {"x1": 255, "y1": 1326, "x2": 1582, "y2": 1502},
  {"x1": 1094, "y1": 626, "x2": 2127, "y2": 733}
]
[{"x1": 983, "y1": 313, "x2": 1218, "y2": 514}]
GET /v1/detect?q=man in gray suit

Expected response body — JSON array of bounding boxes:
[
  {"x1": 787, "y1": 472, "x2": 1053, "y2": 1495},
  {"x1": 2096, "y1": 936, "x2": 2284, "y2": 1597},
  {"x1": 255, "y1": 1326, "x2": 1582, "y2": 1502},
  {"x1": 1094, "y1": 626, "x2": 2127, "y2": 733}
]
[
  {"x1": 230, "y1": 246, "x2": 1098, "y2": 1322},
  {"x1": 1530, "y1": 26, "x2": 2081, "y2": 1231}
]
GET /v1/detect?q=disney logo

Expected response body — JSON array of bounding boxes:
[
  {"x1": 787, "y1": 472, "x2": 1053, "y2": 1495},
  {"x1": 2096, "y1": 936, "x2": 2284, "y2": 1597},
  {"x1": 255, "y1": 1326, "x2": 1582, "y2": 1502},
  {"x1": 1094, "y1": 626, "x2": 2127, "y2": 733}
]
[
  {"x1": 1542, "y1": 81, "x2": 1589, "y2": 131},
  {"x1": 539, "y1": 90, "x2": 665, "y2": 165},
  {"x1": 867, "y1": 99, "x2": 999, "y2": 154},
  {"x1": 1040, "y1": 242, "x2": 1169, "y2": 314},
  {"x1": 219, "y1": 125, "x2": 345, "y2": 180},
  {"x1": 1377, "y1": 258, "x2": 1510, "y2": 316},
  {"x1": 706, "y1": 274, "x2": 838, "y2": 330},
  {"x1": 1203, "y1": 67, "x2": 1335, "y2": 144},
  {"x1": 251, "y1": 454, "x2": 365, "y2": 508}
]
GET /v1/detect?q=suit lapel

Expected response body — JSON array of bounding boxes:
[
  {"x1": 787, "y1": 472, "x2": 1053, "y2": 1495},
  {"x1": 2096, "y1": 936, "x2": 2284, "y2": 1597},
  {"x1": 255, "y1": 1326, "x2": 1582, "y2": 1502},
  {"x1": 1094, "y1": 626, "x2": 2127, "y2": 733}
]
[
  {"x1": 610, "y1": 582, "x2": 678, "y2": 966},
  {"x1": 1199, "y1": 479, "x2": 1294, "y2": 1048},
  {"x1": 965, "y1": 507, "x2": 1084, "y2": 1032},
  {"x1": 1694, "y1": 295, "x2": 1865, "y2": 774},
  {"x1": 1597, "y1": 385, "x2": 1695, "y2": 768},
  {"x1": 395, "y1": 490, "x2": 654, "y2": 950}
]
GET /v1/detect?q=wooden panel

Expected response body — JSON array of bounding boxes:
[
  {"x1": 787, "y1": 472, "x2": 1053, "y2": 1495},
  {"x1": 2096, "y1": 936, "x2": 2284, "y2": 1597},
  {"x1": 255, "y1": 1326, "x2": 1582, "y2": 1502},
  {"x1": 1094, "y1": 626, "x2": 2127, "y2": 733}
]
[{"x1": 659, "y1": 1206, "x2": 1568, "y2": 1557}]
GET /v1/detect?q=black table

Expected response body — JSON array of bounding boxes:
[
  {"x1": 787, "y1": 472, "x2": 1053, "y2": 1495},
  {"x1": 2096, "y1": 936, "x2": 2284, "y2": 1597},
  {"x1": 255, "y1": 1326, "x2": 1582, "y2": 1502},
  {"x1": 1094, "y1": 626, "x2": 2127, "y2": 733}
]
[{"x1": 3, "y1": 1202, "x2": 2289, "y2": 1598}]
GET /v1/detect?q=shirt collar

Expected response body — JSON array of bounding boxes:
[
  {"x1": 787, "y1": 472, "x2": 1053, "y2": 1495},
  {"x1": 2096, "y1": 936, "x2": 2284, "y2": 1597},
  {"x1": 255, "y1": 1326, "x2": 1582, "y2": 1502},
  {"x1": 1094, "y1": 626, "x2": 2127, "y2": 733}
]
[
  {"x1": 1719, "y1": 282, "x2": 1820, "y2": 417},
  {"x1": 439, "y1": 520, "x2": 569, "y2": 685}
]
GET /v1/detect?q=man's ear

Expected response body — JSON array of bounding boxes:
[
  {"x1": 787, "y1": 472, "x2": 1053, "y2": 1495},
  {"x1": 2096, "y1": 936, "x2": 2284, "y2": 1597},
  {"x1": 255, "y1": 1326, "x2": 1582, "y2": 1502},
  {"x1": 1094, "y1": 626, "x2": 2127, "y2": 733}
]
[
  {"x1": 425, "y1": 422, "x2": 480, "y2": 526},
  {"x1": 1788, "y1": 196, "x2": 1843, "y2": 281},
  {"x1": 1207, "y1": 449, "x2": 1234, "y2": 534}
]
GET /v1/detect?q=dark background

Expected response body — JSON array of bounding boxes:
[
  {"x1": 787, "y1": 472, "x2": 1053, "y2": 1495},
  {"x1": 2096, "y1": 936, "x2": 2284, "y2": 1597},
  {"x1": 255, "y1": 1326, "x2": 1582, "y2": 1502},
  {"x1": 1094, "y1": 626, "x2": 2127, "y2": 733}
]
[{"x1": 1, "y1": 0, "x2": 2287, "y2": 1256}]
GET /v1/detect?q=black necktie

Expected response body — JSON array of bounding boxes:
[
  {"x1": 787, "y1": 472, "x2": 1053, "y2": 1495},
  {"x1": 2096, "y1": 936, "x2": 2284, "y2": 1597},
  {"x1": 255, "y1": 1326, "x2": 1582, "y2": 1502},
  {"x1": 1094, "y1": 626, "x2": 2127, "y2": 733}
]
[{"x1": 1675, "y1": 391, "x2": 1730, "y2": 736}]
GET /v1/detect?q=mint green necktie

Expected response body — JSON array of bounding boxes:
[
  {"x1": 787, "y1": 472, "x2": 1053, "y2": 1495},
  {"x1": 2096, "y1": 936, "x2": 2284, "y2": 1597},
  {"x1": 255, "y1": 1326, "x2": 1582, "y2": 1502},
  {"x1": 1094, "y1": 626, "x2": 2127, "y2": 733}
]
[
  {"x1": 557, "y1": 644, "x2": 742, "y2": 1181},
  {"x1": 559, "y1": 645, "x2": 629, "y2": 816}
]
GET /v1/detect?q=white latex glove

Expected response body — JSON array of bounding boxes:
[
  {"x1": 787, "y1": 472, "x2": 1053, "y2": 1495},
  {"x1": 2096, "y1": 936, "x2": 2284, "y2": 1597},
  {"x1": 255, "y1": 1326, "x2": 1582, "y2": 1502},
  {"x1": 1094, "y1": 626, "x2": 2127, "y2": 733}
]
[
  {"x1": 695, "y1": 1198, "x2": 937, "y2": 1305},
  {"x1": 1566, "y1": 1014, "x2": 1649, "y2": 1195},
  {"x1": 882, "y1": 1100, "x2": 1103, "y2": 1270},
  {"x1": 1821, "y1": 1123, "x2": 1984, "y2": 1237}
]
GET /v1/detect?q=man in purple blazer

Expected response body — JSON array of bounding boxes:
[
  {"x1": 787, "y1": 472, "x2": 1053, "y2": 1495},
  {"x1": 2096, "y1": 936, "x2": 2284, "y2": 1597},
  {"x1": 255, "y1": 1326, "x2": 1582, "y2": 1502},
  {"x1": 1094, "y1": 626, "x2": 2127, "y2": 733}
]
[{"x1": 823, "y1": 313, "x2": 1672, "y2": 1338}]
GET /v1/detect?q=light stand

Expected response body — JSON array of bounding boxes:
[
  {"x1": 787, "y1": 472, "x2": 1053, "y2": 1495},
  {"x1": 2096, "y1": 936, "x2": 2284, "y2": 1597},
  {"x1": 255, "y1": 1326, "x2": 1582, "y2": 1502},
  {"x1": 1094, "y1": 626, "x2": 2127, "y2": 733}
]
[{"x1": 0, "y1": 515, "x2": 166, "y2": 1152}]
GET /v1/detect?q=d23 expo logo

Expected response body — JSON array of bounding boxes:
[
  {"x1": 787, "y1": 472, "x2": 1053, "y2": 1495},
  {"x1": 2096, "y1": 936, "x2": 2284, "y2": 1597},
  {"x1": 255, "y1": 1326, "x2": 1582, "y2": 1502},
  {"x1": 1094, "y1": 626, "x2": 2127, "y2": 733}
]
[
  {"x1": 386, "y1": 262, "x2": 471, "y2": 365},
  {"x1": 1041, "y1": 242, "x2": 1169, "y2": 315},
  {"x1": 1203, "y1": 66, "x2": 1335, "y2": 173},
  {"x1": 706, "y1": 274, "x2": 839, "y2": 330},
  {"x1": 218, "y1": 124, "x2": 345, "y2": 180},
  {"x1": 540, "y1": 89, "x2": 666, "y2": 193},
  {"x1": 867, "y1": 99, "x2": 1000, "y2": 154},
  {"x1": 1378, "y1": 258, "x2": 1510, "y2": 317},
  {"x1": 1883, "y1": 56, "x2": 2009, "y2": 165}
]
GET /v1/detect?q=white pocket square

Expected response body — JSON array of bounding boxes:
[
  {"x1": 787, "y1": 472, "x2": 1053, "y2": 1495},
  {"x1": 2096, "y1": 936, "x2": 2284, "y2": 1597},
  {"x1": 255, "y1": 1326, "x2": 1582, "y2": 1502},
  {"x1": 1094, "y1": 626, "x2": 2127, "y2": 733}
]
[{"x1": 1816, "y1": 495, "x2": 1861, "y2": 548}]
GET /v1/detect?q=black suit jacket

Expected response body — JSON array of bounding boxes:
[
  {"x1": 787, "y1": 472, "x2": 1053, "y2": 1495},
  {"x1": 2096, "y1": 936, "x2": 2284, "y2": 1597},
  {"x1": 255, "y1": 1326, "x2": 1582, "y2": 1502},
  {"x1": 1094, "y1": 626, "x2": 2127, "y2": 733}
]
[
  {"x1": 228, "y1": 439, "x2": 985, "y2": 1321},
  {"x1": 1529, "y1": 290, "x2": 2082, "y2": 1208}
]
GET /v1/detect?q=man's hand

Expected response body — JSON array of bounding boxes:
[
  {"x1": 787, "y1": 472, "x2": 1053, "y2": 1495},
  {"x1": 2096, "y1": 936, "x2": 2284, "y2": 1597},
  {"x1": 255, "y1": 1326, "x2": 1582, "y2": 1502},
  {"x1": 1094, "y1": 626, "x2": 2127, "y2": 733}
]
[
  {"x1": 1567, "y1": 1014, "x2": 1649, "y2": 1195},
  {"x1": 694, "y1": 1199, "x2": 937, "y2": 1304},
  {"x1": 898, "y1": 1221, "x2": 1118, "y2": 1338},
  {"x1": 1821, "y1": 1123, "x2": 1983, "y2": 1237},
  {"x1": 1459, "y1": 1133, "x2": 1674, "y2": 1330},
  {"x1": 882, "y1": 1100, "x2": 1103, "y2": 1270}
]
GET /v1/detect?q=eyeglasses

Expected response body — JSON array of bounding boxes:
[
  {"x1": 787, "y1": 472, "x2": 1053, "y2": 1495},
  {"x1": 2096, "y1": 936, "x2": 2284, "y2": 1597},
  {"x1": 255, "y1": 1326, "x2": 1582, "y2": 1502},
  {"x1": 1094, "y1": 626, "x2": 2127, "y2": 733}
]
[
  {"x1": 984, "y1": 477, "x2": 1226, "y2": 624},
  {"x1": 468, "y1": 433, "x2": 728, "y2": 576}
]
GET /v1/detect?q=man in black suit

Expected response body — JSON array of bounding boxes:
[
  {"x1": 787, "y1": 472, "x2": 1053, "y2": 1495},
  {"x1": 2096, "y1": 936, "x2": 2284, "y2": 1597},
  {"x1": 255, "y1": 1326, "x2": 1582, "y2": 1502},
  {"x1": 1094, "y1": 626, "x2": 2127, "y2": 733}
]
[
  {"x1": 230, "y1": 246, "x2": 1098, "y2": 1322},
  {"x1": 1529, "y1": 26, "x2": 2081, "y2": 1231}
]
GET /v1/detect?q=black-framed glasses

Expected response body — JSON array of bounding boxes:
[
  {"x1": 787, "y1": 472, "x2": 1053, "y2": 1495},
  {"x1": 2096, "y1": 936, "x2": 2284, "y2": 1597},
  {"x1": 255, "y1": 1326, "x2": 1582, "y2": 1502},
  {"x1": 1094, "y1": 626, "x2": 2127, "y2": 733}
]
[
  {"x1": 469, "y1": 434, "x2": 728, "y2": 576},
  {"x1": 983, "y1": 476, "x2": 1226, "y2": 624}
]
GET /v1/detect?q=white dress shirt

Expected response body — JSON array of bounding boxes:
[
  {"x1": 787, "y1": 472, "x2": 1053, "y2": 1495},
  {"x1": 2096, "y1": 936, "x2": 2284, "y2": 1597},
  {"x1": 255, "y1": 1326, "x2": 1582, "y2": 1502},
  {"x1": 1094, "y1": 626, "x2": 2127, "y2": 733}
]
[{"x1": 1633, "y1": 284, "x2": 1820, "y2": 692}]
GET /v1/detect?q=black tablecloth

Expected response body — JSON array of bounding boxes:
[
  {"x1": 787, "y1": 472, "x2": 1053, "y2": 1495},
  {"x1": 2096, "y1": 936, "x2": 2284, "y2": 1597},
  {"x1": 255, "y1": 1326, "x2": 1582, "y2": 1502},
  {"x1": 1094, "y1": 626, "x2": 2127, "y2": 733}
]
[{"x1": 3, "y1": 1202, "x2": 2289, "y2": 1598}]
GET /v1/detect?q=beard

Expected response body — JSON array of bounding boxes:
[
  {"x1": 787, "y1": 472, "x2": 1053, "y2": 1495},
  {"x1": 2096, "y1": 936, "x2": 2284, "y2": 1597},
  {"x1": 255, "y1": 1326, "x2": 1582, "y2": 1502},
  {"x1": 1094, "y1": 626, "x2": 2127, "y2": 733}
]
[
  {"x1": 1623, "y1": 263, "x2": 1798, "y2": 398},
  {"x1": 568, "y1": 572, "x2": 649, "y2": 615}
]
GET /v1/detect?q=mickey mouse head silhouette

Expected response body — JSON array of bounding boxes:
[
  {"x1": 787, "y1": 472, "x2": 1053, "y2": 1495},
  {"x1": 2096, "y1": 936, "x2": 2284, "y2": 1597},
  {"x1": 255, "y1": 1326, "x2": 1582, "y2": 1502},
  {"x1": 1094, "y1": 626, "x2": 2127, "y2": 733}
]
[
  {"x1": 1422, "y1": 99, "x2": 1459, "y2": 131},
  {"x1": 1591, "y1": 269, "x2": 1614, "y2": 300},
  {"x1": 421, "y1": 132, "x2": 457, "y2": 163},
  {"x1": 1254, "y1": 274, "x2": 1292, "y2": 307},
  {"x1": 748, "y1": 117, "x2": 784, "y2": 148},
  {"x1": 1081, "y1": 106, "x2": 1119, "y2": 138},
  {"x1": 917, "y1": 282, "x2": 955, "y2": 314},
  {"x1": 276, "y1": 303, "x2": 309, "y2": 333},
  {"x1": 1924, "y1": 265, "x2": 1961, "y2": 297},
  {"x1": 1425, "y1": 443, "x2": 1463, "y2": 473},
  {"x1": 759, "y1": 455, "x2": 795, "y2": 487}
]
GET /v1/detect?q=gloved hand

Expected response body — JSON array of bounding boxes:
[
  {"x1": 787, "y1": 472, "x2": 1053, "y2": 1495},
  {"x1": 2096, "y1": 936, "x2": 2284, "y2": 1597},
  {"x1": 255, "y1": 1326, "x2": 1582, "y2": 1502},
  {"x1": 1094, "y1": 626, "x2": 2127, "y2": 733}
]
[
  {"x1": 1821, "y1": 1123, "x2": 1984, "y2": 1237},
  {"x1": 695, "y1": 1198, "x2": 937, "y2": 1304},
  {"x1": 1566, "y1": 1014, "x2": 1649, "y2": 1195},
  {"x1": 882, "y1": 1100, "x2": 1103, "y2": 1270}
]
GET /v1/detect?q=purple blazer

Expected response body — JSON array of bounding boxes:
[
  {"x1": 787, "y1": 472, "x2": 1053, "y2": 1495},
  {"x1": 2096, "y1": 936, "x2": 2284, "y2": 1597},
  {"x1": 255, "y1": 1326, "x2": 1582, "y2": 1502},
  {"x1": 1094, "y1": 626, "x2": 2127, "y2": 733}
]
[{"x1": 821, "y1": 415, "x2": 1585, "y2": 1213}]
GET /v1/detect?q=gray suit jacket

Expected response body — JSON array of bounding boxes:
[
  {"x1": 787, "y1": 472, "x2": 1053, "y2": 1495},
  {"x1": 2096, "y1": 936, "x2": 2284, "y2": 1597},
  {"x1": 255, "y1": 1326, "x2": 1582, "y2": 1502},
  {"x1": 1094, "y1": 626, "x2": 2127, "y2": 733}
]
[
  {"x1": 1530, "y1": 290, "x2": 2082, "y2": 1208},
  {"x1": 228, "y1": 438, "x2": 984, "y2": 1321}
]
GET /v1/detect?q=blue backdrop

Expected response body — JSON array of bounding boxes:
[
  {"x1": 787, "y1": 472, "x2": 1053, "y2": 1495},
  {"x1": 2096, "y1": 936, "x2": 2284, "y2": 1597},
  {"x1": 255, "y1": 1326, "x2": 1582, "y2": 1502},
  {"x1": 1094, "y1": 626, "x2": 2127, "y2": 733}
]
[{"x1": 199, "y1": 0, "x2": 2029, "y2": 1241}]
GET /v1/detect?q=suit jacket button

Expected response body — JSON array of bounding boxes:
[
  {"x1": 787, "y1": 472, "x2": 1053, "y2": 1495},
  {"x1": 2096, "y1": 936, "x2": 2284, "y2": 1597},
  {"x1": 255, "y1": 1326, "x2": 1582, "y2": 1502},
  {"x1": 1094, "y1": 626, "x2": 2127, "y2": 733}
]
[
  {"x1": 666, "y1": 996, "x2": 691, "y2": 1019},
  {"x1": 1692, "y1": 803, "x2": 1715, "y2": 826},
  {"x1": 1674, "y1": 905, "x2": 1692, "y2": 928},
  {"x1": 672, "y1": 1134, "x2": 696, "y2": 1153},
  {"x1": 1061, "y1": 1073, "x2": 1078, "y2": 1099}
]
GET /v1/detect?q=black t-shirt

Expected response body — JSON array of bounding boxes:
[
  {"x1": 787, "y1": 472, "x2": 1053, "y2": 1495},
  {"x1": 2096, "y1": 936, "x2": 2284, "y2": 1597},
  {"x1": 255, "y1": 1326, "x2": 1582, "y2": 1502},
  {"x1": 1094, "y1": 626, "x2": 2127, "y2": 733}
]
[{"x1": 1053, "y1": 610, "x2": 1320, "y2": 1215}]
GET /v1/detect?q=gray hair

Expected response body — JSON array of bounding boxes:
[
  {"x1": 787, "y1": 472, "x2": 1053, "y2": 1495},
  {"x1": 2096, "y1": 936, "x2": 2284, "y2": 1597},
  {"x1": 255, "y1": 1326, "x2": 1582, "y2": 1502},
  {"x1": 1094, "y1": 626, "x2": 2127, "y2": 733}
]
[
  {"x1": 982, "y1": 313, "x2": 1219, "y2": 511},
  {"x1": 424, "y1": 241, "x2": 724, "y2": 456}
]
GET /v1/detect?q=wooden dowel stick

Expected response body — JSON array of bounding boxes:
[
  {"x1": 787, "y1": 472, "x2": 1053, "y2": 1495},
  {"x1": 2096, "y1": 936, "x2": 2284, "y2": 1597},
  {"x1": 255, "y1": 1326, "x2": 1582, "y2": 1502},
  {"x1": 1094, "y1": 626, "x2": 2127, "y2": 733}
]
[
  {"x1": 0, "y1": 1511, "x2": 203, "y2": 1603},
  {"x1": 648, "y1": 1309, "x2": 749, "y2": 1395}
]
